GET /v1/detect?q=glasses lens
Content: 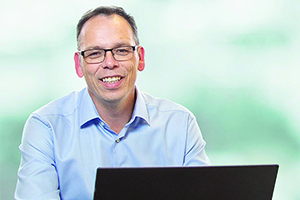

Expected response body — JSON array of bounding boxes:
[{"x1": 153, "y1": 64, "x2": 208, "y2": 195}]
[
  {"x1": 113, "y1": 46, "x2": 134, "y2": 61},
  {"x1": 83, "y1": 50, "x2": 105, "y2": 63}
]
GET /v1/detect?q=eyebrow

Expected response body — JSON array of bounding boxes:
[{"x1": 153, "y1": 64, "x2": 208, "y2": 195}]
[{"x1": 85, "y1": 43, "x2": 133, "y2": 51}]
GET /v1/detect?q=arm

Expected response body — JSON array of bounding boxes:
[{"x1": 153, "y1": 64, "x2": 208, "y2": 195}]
[
  {"x1": 183, "y1": 115, "x2": 211, "y2": 166},
  {"x1": 15, "y1": 114, "x2": 60, "y2": 200}
]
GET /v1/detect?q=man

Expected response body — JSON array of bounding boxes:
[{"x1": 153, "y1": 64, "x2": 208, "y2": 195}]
[{"x1": 15, "y1": 6, "x2": 210, "y2": 200}]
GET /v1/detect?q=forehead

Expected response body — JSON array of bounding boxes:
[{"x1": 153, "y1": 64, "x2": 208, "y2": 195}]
[{"x1": 80, "y1": 14, "x2": 135, "y2": 49}]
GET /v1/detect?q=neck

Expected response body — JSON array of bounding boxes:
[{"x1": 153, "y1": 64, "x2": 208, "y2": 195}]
[{"x1": 90, "y1": 89, "x2": 136, "y2": 134}]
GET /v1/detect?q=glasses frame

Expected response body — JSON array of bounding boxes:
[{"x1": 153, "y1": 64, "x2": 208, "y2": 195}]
[{"x1": 78, "y1": 45, "x2": 139, "y2": 64}]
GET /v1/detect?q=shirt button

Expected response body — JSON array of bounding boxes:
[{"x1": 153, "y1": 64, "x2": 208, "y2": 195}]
[
  {"x1": 116, "y1": 138, "x2": 120, "y2": 143},
  {"x1": 100, "y1": 122, "x2": 105, "y2": 126}
]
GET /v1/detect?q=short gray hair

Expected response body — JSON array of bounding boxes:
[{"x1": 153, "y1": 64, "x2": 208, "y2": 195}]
[{"x1": 76, "y1": 6, "x2": 139, "y2": 50}]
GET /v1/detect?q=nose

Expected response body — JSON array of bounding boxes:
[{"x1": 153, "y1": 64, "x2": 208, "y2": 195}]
[{"x1": 102, "y1": 51, "x2": 118, "y2": 69}]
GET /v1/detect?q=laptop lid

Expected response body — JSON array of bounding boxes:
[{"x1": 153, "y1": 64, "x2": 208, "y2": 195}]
[{"x1": 94, "y1": 165, "x2": 279, "y2": 200}]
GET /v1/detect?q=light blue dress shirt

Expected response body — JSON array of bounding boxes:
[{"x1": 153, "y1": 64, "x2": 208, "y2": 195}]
[{"x1": 15, "y1": 87, "x2": 210, "y2": 200}]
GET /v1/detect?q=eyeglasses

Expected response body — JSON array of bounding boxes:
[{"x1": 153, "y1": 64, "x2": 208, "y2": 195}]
[{"x1": 79, "y1": 46, "x2": 138, "y2": 64}]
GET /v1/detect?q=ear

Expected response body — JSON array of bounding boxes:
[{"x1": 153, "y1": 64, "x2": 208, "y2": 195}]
[
  {"x1": 74, "y1": 52, "x2": 84, "y2": 78},
  {"x1": 137, "y1": 46, "x2": 145, "y2": 72}
]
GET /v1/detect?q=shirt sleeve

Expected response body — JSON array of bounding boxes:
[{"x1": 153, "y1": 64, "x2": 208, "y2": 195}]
[
  {"x1": 15, "y1": 114, "x2": 60, "y2": 200},
  {"x1": 183, "y1": 114, "x2": 211, "y2": 166}
]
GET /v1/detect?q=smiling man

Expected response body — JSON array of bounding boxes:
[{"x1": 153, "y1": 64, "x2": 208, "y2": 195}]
[
  {"x1": 15, "y1": 6, "x2": 210, "y2": 200},
  {"x1": 74, "y1": 13, "x2": 145, "y2": 134}
]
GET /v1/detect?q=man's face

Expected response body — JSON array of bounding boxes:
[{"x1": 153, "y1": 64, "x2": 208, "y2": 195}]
[{"x1": 75, "y1": 14, "x2": 145, "y2": 105}]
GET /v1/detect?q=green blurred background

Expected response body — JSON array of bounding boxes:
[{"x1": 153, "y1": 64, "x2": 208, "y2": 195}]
[{"x1": 1, "y1": 0, "x2": 299, "y2": 199}]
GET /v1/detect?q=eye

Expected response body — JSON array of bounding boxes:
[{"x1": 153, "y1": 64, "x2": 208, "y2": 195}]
[
  {"x1": 114, "y1": 47, "x2": 131, "y2": 55},
  {"x1": 85, "y1": 50, "x2": 104, "y2": 58}
]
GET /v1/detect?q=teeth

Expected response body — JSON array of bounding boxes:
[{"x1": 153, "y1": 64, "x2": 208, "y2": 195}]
[{"x1": 102, "y1": 77, "x2": 121, "y2": 84}]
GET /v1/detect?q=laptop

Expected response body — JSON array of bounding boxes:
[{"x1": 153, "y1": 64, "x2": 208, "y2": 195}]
[{"x1": 93, "y1": 165, "x2": 279, "y2": 200}]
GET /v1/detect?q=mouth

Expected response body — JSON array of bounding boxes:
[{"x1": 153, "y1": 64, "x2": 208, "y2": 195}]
[{"x1": 100, "y1": 76, "x2": 122, "y2": 84}]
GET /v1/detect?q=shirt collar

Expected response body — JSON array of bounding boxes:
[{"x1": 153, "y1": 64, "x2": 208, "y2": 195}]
[
  {"x1": 79, "y1": 87, "x2": 150, "y2": 128},
  {"x1": 129, "y1": 87, "x2": 150, "y2": 126},
  {"x1": 79, "y1": 88, "x2": 100, "y2": 127}
]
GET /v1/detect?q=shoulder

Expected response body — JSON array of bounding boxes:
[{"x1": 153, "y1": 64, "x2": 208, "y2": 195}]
[
  {"x1": 141, "y1": 92, "x2": 194, "y2": 117},
  {"x1": 32, "y1": 88, "x2": 86, "y2": 117}
]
